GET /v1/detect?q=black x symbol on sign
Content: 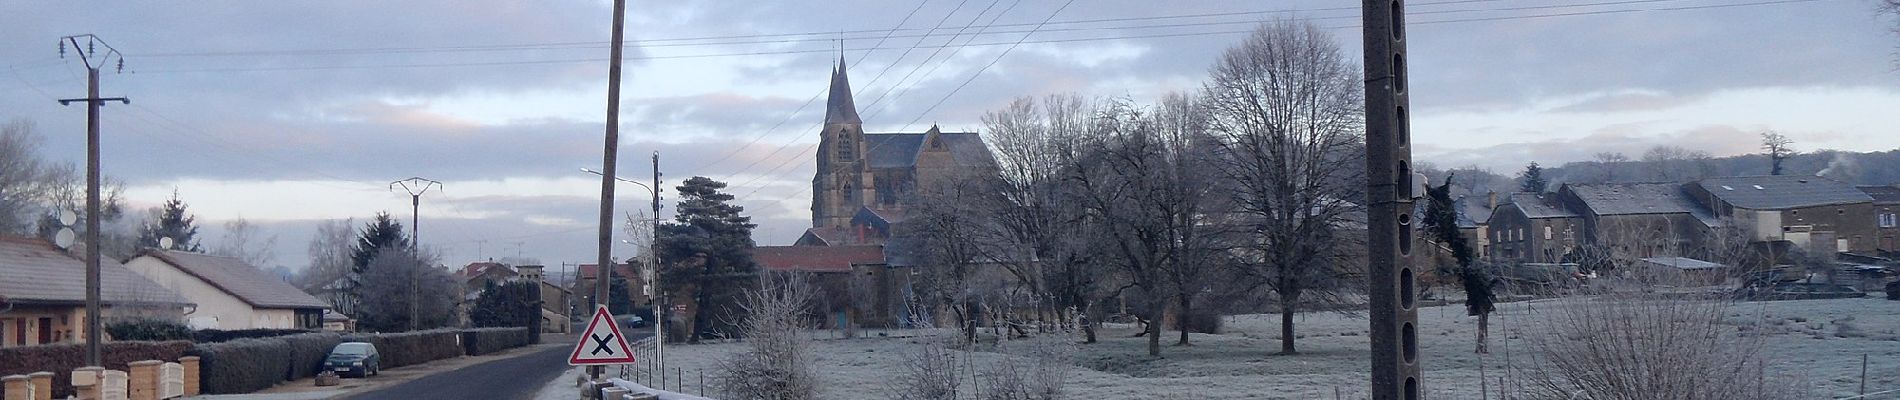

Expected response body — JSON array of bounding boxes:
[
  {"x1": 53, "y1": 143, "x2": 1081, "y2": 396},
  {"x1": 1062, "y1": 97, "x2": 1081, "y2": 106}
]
[{"x1": 590, "y1": 333, "x2": 617, "y2": 355}]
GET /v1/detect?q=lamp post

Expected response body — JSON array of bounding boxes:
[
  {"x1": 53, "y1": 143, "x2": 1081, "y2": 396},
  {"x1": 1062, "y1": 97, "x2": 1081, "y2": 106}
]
[{"x1": 581, "y1": 166, "x2": 664, "y2": 373}]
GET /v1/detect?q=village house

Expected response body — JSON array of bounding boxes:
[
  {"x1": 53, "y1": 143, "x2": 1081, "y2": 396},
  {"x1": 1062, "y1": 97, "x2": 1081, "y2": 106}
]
[
  {"x1": 1556, "y1": 182, "x2": 1720, "y2": 260},
  {"x1": 1859, "y1": 185, "x2": 1900, "y2": 254},
  {"x1": 1486, "y1": 192, "x2": 1581, "y2": 263},
  {"x1": 1686, "y1": 175, "x2": 1876, "y2": 256},
  {"x1": 123, "y1": 250, "x2": 329, "y2": 330},
  {"x1": 460, "y1": 262, "x2": 571, "y2": 333},
  {"x1": 572, "y1": 262, "x2": 645, "y2": 312},
  {"x1": 0, "y1": 236, "x2": 192, "y2": 348}
]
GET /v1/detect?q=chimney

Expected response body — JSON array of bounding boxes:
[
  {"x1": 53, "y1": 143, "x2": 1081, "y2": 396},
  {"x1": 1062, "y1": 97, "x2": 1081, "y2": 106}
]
[{"x1": 1488, "y1": 191, "x2": 1498, "y2": 210}]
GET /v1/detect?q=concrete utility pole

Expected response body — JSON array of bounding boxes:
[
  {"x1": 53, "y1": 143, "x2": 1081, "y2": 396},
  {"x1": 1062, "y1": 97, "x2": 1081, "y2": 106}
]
[
  {"x1": 593, "y1": 0, "x2": 629, "y2": 383},
  {"x1": 1362, "y1": 1, "x2": 1422, "y2": 399},
  {"x1": 57, "y1": 34, "x2": 128, "y2": 367},
  {"x1": 648, "y1": 151, "x2": 664, "y2": 376},
  {"x1": 390, "y1": 177, "x2": 441, "y2": 332}
]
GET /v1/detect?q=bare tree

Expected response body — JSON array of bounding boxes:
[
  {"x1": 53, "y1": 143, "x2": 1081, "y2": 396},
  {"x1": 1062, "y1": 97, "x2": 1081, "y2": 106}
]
[
  {"x1": 300, "y1": 218, "x2": 356, "y2": 291},
  {"x1": 0, "y1": 120, "x2": 51, "y2": 234},
  {"x1": 356, "y1": 247, "x2": 458, "y2": 332},
  {"x1": 1760, "y1": 131, "x2": 1796, "y2": 176},
  {"x1": 715, "y1": 272, "x2": 820, "y2": 400},
  {"x1": 1593, "y1": 152, "x2": 1629, "y2": 183},
  {"x1": 1517, "y1": 295, "x2": 1802, "y2": 400},
  {"x1": 1201, "y1": 19, "x2": 1365, "y2": 355},
  {"x1": 910, "y1": 173, "x2": 997, "y2": 344},
  {"x1": 211, "y1": 218, "x2": 279, "y2": 267}
]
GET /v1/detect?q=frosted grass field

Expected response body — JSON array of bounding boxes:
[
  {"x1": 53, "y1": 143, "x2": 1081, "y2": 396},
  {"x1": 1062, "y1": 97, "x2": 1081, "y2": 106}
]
[{"x1": 591, "y1": 297, "x2": 1900, "y2": 399}]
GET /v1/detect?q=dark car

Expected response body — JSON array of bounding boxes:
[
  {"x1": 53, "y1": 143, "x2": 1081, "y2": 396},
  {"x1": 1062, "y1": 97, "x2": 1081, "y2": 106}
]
[
  {"x1": 1736, "y1": 282, "x2": 1867, "y2": 301},
  {"x1": 325, "y1": 342, "x2": 381, "y2": 378},
  {"x1": 616, "y1": 314, "x2": 647, "y2": 329},
  {"x1": 1886, "y1": 280, "x2": 1899, "y2": 300}
]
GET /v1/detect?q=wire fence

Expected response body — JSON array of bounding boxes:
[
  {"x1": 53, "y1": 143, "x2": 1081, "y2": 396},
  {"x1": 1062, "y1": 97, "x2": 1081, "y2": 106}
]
[{"x1": 615, "y1": 337, "x2": 721, "y2": 398}]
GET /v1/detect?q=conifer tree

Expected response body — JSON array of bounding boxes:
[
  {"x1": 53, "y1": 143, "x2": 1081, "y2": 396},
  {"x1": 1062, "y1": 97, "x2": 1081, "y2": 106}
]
[{"x1": 136, "y1": 190, "x2": 201, "y2": 251}]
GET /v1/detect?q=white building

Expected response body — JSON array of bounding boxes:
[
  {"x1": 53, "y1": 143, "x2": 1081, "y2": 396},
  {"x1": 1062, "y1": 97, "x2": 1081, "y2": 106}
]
[{"x1": 123, "y1": 250, "x2": 330, "y2": 330}]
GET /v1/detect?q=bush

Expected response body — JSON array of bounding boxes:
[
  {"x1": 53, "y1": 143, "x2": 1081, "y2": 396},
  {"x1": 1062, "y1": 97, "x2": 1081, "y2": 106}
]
[
  {"x1": 342, "y1": 329, "x2": 463, "y2": 368},
  {"x1": 0, "y1": 340, "x2": 191, "y2": 399},
  {"x1": 190, "y1": 338, "x2": 292, "y2": 395},
  {"x1": 105, "y1": 318, "x2": 192, "y2": 341},
  {"x1": 280, "y1": 333, "x2": 343, "y2": 381},
  {"x1": 1182, "y1": 312, "x2": 1222, "y2": 335},
  {"x1": 460, "y1": 327, "x2": 530, "y2": 356},
  {"x1": 1517, "y1": 296, "x2": 1804, "y2": 400},
  {"x1": 192, "y1": 328, "x2": 313, "y2": 343}
]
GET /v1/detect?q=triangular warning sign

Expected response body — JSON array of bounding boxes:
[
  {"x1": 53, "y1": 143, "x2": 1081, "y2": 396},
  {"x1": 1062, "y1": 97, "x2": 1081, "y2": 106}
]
[{"x1": 569, "y1": 305, "x2": 637, "y2": 365}]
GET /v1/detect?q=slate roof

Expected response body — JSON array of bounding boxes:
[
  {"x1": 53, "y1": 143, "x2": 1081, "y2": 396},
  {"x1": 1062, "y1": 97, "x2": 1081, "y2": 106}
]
[
  {"x1": 798, "y1": 226, "x2": 850, "y2": 246},
  {"x1": 1695, "y1": 175, "x2": 1873, "y2": 210},
  {"x1": 862, "y1": 131, "x2": 996, "y2": 169},
  {"x1": 825, "y1": 56, "x2": 860, "y2": 125},
  {"x1": 138, "y1": 250, "x2": 330, "y2": 309},
  {"x1": 0, "y1": 236, "x2": 191, "y2": 306},
  {"x1": 1858, "y1": 185, "x2": 1900, "y2": 205},
  {"x1": 753, "y1": 245, "x2": 886, "y2": 273},
  {"x1": 1453, "y1": 196, "x2": 1494, "y2": 229},
  {"x1": 1507, "y1": 192, "x2": 1579, "y2": 219}
]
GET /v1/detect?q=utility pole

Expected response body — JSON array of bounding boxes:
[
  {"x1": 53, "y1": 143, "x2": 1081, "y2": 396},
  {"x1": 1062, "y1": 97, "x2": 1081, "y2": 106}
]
[
  {"x1": 649, "y1": 151, "x2": 664, "y2": 376},
  {"x1": 57, "y1": 34, "x2": 128, "y2": 368},
  {"x1": 390, "y1": 177, "x2": 441, "y2": 332},
  {"x1": 593, "y1": 0, "x2": 629, "y2": 384},
  {"x1": 1363, "y1": 2, "x2": 1421, "y2": 399}
]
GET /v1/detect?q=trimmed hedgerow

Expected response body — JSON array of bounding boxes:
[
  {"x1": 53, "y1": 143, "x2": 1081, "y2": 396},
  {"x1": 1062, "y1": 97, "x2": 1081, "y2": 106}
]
[
  {"x1": 460, "y1": 327, "x2": 530, "y2": 356},
  {"x1": 192, "y1": 328, "x2": 312, "y2": 343},
  {"x1": 104, "y1": 318, "x2": 192, "y2": 341},
  {"x1": 190, "y1": 338, "x2": 291, "y2": 395},
  {"x1": 341, "y1": 329, "x2": 463, "y2": 369},
  {"x1": 0, "y1": 340, "x2": 191, "y2": 399},
  {"x1": 279, "y1": 332, "x2": 342, "y2": 381}
]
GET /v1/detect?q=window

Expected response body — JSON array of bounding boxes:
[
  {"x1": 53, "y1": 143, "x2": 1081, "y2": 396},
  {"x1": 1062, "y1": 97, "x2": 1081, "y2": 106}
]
[
  {"x1": 1518, "y1": 228, "x2": 1526, "y2": 242},
  {"x1": 1544, "y1": 226, "x2": 1553, "y2": 240},
  {"x1": 1881, "y1": 213, "x2": 1897, "y2": 228}
]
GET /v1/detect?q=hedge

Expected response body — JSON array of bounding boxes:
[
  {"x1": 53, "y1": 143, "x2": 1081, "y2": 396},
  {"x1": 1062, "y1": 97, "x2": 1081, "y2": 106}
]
[
  {"x1": 189, "y1": 338, "x2": 292, "y2": 395},
  {"x1": 341, "y1": 329, "x2": 464, "y2": 369},
  {"x1": 192, "y1": 328, "x2": 313, "y2": 343},
  {"x1": 104, "y1": 318, "x2": 193, "y2": 342},
  {"x1": 0, "y1": 340, "x2": 192, "y2": 399},
  {"x1": 280, "y1": 333, "x2": 342, "y2": 381},
  {"x1": 460, "y1": 327, "x2": 530, "y2": 356}
]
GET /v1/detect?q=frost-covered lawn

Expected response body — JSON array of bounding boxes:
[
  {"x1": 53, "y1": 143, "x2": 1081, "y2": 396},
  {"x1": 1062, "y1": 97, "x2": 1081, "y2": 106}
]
[{"x1": 640, "y1": 297, "x2": 1900, "y2": 399}]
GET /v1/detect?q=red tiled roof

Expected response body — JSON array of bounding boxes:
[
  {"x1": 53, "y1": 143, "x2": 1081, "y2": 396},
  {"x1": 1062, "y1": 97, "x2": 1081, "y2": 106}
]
[
  {"x1": 460, "y1": 262, "x2": 509, "y2": 277},
  {"x1": 753, "y1": 245, "x2": 886, "y2": 273}
]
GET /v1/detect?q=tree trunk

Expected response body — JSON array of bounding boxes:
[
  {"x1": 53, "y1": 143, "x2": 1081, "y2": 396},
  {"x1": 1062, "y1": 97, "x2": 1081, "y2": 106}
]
[
  {"x1": 1081, "y1": 301, "x2": 1098, "y2": 344},
  {"x1": 1476, "y1": 311, "x2": 1490, "y2": 354},
  {"x1": 1176, "y1": 294, "x2": 1192, "y2": 345},
  {"x1": 1279, "y1": 301, "x2": 1297, "y2": 355},
  {"x1": 1147, "y1": 297, "x2": 1164, "y2": 356},
  {"x1": 963, "y1": 300, "x2": 980, "y2": 344}
]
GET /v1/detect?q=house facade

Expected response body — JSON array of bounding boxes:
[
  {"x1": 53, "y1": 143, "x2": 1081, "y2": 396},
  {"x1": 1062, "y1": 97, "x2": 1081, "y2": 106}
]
[
  {"x1": 1, "y1": 236, "x2": 192, "y2": 348},
  {"x1": 1686, "y1": 176, "x2": 1876, "y2": 255},
  {"x1": 1859, "y1": 185, "x2": 1900, "y2": 253},
  {"x1": 124, "y1": 250, "x2": 329, "y2": 330},
  {"x1": 1487, "y1": 192, "x2": 1581, "y2": 263}
]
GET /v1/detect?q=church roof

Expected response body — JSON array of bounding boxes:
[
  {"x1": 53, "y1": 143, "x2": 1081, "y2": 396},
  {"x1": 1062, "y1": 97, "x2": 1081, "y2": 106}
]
[
  {"x1": 862, "y1": 131, "x2": 995, "y2": 169},
  {"x1": 825, "y1": 56, "x2": 861, "y2": 125}
]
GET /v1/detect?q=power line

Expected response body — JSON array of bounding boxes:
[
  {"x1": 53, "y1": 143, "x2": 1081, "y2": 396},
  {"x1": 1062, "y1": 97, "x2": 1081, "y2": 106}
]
[{"x1": 899, "y1": 0, "x2": 1073, "y2": 131}]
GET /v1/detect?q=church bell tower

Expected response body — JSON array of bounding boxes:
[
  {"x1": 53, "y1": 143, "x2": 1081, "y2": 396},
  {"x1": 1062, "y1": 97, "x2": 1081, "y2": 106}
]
[{"x1": 812, "y1": 56, "x2": 869, "y2": 228}]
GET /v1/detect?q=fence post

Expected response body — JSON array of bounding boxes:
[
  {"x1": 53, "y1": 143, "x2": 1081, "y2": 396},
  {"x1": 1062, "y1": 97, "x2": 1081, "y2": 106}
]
[
  {"x1": 26, "y1": 372, "x2": 51, "y2": 400},
  {"x1": 178, "y1": 356, "x2": 200, "y2": 397},
  {"x1": 1861, "y1": 353, "x2": 1869, "y2": 396},
  {"x1": 3, "y1": 375, "x2": 29, "y2": 400}
]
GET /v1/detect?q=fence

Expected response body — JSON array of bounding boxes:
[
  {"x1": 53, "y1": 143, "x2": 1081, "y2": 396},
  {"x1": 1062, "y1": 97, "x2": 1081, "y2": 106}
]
[{"x1": 615, "y1": 338, "x2": 720, "y2": 398}]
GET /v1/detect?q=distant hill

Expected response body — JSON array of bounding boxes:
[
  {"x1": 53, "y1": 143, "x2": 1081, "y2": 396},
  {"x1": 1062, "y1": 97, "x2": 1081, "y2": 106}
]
[{"x1": 1419, "y1": 148, "x2": 1900, "y2": 197}]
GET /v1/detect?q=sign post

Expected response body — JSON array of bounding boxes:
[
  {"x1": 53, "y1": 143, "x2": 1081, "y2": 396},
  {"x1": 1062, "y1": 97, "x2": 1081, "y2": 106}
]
[{"x1": 569, "y1": 305, "x2": 637, "y2": 366}]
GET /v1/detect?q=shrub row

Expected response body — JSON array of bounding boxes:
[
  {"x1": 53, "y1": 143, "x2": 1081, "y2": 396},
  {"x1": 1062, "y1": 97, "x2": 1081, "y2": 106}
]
[
  {"x1": 104, "y1": 318, "x2": 193, "y2": 341},
  {"x1": 190, "y1": 338, "x2": 292, "y2": 395},
  {"x1": 341, "y1": 329, "x2": 465, "y2": 369},
  {"x1": 0, "y1": 340, "x2": 192, "y2": 399},
  {"x1": 460, "y1": 327, "x2": 530, "y2": 356},
  {"x1": 192, "y1": 328, "x2": 314, "y2": 343}
]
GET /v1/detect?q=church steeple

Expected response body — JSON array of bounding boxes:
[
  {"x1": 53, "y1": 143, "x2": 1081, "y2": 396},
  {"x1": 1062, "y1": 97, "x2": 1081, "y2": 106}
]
[{"x1": 824, "y1": 55, "x2": 861, "y2": 125}]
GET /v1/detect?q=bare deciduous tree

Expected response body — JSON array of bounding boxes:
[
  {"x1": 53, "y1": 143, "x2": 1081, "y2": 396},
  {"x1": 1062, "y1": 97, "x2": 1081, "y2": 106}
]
[
  {"x1": 1201, "y1": 19, "x2": 1365, "y2": 355},
  {"x1": 1518, "y1": 296, "x2": 1802, "y2": 400},
  {"x1": 211, "y1": 218, "x2": 279, "y2": 267},
  {"x1": 300, "y1": 218, "x2": 356, "y2": 291},
  {"x1": 1760, "y1": 131, "x2": 1796, "y2": 176},
  {"x1": 0, "y1": 119, "x2": 50, "y2": 234},
  {"x1": 715, "y1": 272, "x2": 820, "y2": 400}
]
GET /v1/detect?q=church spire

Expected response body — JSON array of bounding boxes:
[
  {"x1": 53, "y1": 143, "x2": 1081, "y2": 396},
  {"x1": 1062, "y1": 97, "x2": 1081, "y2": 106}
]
[{"x1": 825, "y1": 55, "x2": 862, "y2": 125}]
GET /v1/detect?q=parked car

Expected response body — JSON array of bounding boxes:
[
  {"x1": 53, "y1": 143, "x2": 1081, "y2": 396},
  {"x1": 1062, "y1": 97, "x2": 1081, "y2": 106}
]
[
  {"x1": 1735, "y1": 282, "x2": 1867, "y2": 301},
  {"x1": 325, "y1": 342, "x2": 381, "y2": 378},
  {"x1": 616, "y1": 314, "x2": 647, "y2": 329}
]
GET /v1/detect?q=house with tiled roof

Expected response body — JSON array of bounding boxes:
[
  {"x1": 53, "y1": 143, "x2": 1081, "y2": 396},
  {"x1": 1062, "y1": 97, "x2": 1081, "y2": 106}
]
[
  {"x1": 1, "y1": 236, "x2": 193, "y2": 347},
  {"x1": 1487, "y1": 192, "x2": 1582, "y2": 263},
  {"x1": 124, "y1": 250, "x2": 329, "y2": 330},
  {"x1": 1687, "y1": 175, "x2": 1876, "y2": 254}
]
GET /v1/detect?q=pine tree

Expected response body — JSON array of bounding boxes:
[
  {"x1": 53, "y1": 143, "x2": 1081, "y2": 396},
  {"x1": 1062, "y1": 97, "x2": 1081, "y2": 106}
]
[
  {"x1": 470, "y1": 280, "x2": 540, "y2": 328},
  {"x1": 656, "y1": 176, "x2": 758, "y2": 341},
  {"x1": 1518, "y1": 161, "x2": 1548, "y2": 193},
  {"x1": 136, "y1": 190, "x2": 202, "y2": 251},
  {"x1": 1425, "y1": 175, "x2": 1495, "y2": 353},
  {"x1": 350, "y1": 212, "x2": 409, "y2": 275}
]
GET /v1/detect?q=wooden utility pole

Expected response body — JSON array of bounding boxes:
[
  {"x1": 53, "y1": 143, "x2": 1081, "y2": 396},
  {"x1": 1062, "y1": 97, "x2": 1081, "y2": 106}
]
[
  {"x1": 1362, "y1": 1, "x2": 1422, "y2": 399},
  {"x1": 390, "y1": 177, "x2": 441, "y2": 332},
  {"x1": 593, "y1": 0, "x2": 629, "y2": 383},
  {"x1": 57, "y1": 34, "x2": 128, "y2": 367},
  {"x1": 649, "y1": 151, "x2": 664, "y2": 374}
]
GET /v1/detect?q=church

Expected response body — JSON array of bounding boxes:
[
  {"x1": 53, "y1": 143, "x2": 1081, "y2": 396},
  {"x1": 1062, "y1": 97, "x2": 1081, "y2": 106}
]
[{"x1": 798, "y1": 57, "x2": 997, "y2": 245}]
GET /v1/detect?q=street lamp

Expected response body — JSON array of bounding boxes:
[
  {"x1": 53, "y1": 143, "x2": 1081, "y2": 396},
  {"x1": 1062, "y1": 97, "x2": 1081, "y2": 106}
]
[{"x1": 580, "y1": 166, "x2": 664, "y2": 373}]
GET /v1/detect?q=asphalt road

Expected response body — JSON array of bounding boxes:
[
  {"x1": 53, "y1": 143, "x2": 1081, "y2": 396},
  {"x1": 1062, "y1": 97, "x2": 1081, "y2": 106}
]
[{"x1": 342, "y1": 332, "x2": 648, "y2": 400}]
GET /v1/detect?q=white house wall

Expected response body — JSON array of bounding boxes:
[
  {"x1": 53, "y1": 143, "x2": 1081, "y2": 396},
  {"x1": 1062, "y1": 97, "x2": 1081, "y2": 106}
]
[{"x1": 123, "y1": 257, "x2": 261, "y2": 330}]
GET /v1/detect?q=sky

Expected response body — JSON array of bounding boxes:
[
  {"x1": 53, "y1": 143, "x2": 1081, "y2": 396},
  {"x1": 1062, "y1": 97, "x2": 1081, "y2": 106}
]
[{"x1": 3, "y1": 0, "x2": 1898, "y2": 271}]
